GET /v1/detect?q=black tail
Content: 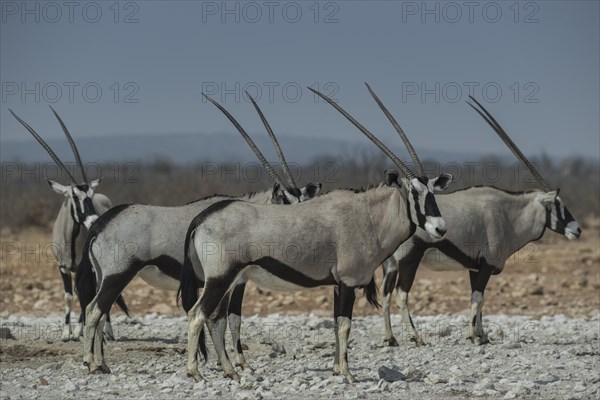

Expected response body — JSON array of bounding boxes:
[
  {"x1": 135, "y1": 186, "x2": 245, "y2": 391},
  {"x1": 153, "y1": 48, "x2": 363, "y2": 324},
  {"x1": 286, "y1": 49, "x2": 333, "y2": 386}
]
[
  {"x1": 177, "y1": 223, "x2": 207, "y2": 361},
  {"x1": 75, "y1": 237, "x2": 96, "y2": 323},
  {"x1": 363, "y1": 276, "x2": 381, "y2": 309},
  {"x1": 115, "y1": 294, "x2": 130, "y2": 317}
]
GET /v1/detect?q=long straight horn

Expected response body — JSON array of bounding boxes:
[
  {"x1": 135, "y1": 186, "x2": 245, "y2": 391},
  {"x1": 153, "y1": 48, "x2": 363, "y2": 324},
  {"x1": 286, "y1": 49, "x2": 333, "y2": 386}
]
[
  {"x1": 49, "y1": 106, "x2": 88, "y2": 183},
  {"x1": 467, "y1": 96, "x2": 551, "y2": 191},
  {"x1": 201, "y1": 93, "x2": 285, "y2": 187},
  {"x1": 10, "y1": 109, "x2": 78, "y2": 185},
  {"x1": 365, "y1": 83, "x2": 425, "y2": 176},
  {"x1": 308, "y1": 87, "x2": 416, "y2": 179},
  {"x1": 245, "y1": 91, "x2": 297, "y2": 189}
]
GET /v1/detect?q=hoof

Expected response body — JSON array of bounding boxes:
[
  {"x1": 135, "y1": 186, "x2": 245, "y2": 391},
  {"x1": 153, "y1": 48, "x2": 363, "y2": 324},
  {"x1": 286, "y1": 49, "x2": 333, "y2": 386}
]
[
  {"x1": 475, "y1": 336, "x2": 490, "y2": 346},
  {"x1": 99, "y1": 364, "x2": 111, "y2": 374},
  {"x1": 344, "y1": 372, "x2": 357, "y2": 383},
  {"x1": 411, "y1": 336, "x2": 426, "y2": 347},
  {"x1": 236, "y1": 362, "x2": 254, "y2": 371},
  {"x1": 224, "y1": 371, "x2": 240, "y2": 381},
  {"x1": 467, "y1": 335, "x2": 489, "y2": 346},
  {"x1": 187, "y1": 371, "x2": 204, "y2": 382},
  {"x1": 383, "y1": 337, "x2": 399, "y2": 347},
  {"x1": 241, "y1": 343, "x2": 249, "y2": 351},
  {"x1": 103, "y1": 332, "x2": 115, "y2": 341}
]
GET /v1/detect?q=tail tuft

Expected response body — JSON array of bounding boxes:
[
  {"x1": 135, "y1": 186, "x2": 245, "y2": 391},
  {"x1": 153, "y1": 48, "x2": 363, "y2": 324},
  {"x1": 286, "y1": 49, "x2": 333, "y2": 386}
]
[
  {"x1": 115, "y1": 294, "x2": 130, "y2": 317},
  {"x1": 364, "y1": 276, "x2": 381, "y2": 309}
]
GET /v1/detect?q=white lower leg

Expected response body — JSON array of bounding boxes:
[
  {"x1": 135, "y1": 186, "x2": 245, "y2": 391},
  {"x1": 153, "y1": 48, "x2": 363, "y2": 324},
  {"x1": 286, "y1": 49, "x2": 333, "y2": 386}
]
[
  {"x1": 209, "y1": 317, "x2": 239, "y2": 380},
  {"x1": 103, "y1": 321, "x2": 114, "y2": 340},
  {"x1": 93, "y1": 315, "x2": 109, "y2": 371},
  {"x1": 337, "y1": 316, "x2": 355, "y2": 383},
  {"x1": 83, "y1": 303, "x2": 101, "y2": 366},
  {"x1": 382, "y1": 292, "x2": 395, "y2": 343},
  {"x1": 468, "y1": 291, "x2": 483, "y2": 340},
  {"x1": 228, "y1": 314, "x2": 250, "y2": 369},
  {"x1": 186, "y1": 307, "x2": 205, "y2": 382},
  {"x1": 61, "y1": 293, "x2": 73, "y2": 341},
  {"x1": 396, "y1": 290, "x2": 423, "y2": 345},
  {"x1": 333, "y1": 318, "x2": 340, "y2": 374}
]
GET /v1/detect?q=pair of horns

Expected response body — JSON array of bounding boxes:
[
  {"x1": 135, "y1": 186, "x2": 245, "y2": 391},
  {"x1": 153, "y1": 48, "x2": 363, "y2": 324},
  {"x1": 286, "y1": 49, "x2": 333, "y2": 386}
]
[
  {"x1": 202, "y1": 92, "x2": 297, "y2": 189},
  {"x1": 10, "y1": 107, "x2": 88, "y2": 185},
  {"x1": 467, "y1": 96, "x2": 551, "y2": 192},
  {"x1": 309, "y1": 83, "x2": 423, "y2": 180}
]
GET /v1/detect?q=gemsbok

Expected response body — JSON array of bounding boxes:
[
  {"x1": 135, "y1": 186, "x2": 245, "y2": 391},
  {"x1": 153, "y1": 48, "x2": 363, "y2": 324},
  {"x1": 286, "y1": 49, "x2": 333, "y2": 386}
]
[
  {"x1": 9, "y1": 107, "x2": 124, "y2": 341},
  {"x1": 76, "y1": 93, "x2": 321, "y2": 374},
  {"x1": 380, "y1": 96, "x2": 582, "y2": 347},
  {"x1": 180, "y1": 83, "x2": 453, "y2": 383}
]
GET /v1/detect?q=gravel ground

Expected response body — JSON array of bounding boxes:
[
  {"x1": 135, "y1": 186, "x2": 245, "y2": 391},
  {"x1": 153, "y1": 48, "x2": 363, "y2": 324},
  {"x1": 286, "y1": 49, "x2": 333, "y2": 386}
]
[{"x1": 1, "y1": 313, "x2": 599, "y2": 399}]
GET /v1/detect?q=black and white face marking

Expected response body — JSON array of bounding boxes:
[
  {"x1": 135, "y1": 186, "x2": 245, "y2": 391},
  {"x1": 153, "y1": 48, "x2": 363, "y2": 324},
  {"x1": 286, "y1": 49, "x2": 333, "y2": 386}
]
[
  {"x1": 406, "y1": 174, "x2": 452, "y2": 239},
  {"x1": 273, "y1": 182, "x2": 322, "y2": 204},
  {"x1": 48, "y1": 178, "x2": 101, "y2": 229},
  {"x1": 538, "y1": 191, "x2": 581, "y2": 240}
]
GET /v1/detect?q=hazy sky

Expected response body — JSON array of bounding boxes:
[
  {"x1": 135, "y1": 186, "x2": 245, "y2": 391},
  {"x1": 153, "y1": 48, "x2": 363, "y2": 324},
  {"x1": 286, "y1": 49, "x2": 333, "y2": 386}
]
[{"x1": 1, "y1": 1, "x2": 599, "y2": 159}]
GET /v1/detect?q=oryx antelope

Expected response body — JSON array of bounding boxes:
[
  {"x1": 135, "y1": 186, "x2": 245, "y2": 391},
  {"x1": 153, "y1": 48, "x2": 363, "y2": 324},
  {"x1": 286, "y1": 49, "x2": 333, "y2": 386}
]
[
  {"x1": 179, "y1": 92, "x2": 323, "y2": 371},
  {"x1": 76, "y1": 93, "x2": 321, "y2": 374},
  {"x1": 181, "y1": 84, "x2": 453, "y2": 383},
  {"x1": 9, "y1": 107, "x2": 123, "y2": 341},
  {"x1": 380, "y1": 96, "x2": 582, "y2": 347}
]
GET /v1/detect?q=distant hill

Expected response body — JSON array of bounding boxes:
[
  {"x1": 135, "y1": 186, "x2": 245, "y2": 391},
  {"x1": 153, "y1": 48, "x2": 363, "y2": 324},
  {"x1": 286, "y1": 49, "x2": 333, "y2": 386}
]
[{"x1": 0, "y1": 131, "x2": 511, "y2": 165}]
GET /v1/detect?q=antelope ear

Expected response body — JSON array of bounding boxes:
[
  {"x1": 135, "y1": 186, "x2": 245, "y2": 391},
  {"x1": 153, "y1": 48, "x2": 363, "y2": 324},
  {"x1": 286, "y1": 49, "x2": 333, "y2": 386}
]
[
  {"x1": 538, "y1": 190, "x2": 558, "y2": 206},
  {"x1": 47, "y1": 179, "x2": 70, "y2": 196},
  {"x1": 89, "y1": 178, "x2": 101, "y2": 190},
  {"x1": 431, "y1": 173, "x2": 453, "y2": 192},
  {"x1": 384, "y1": 170, "x2": 400, "y2": 187},
  {"x1": 302, "y1": 182, "x2": 322, "y2": 199}
]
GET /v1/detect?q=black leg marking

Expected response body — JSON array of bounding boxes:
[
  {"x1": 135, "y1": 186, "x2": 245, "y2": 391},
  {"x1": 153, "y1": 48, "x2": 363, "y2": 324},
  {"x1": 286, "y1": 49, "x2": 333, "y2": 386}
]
[
  {"x1": 228, "y1": 284, "x2": 245, "y2": 317},
  {"x1": 338, "y1": 282, "x2": 357, "y2": 320},
  {"x1": 469, "y1": 260, "x2": 494, "y2": 294},
  {"x1": 396, "y1": 243, "x2": 425, "y2": 294}
]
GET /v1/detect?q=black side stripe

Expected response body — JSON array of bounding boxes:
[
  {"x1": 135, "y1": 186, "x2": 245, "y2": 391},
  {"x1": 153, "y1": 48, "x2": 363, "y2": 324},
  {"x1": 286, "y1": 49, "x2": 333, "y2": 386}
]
[{"x1": 251, "y1": 256, "x2": 337, "y2": 288}]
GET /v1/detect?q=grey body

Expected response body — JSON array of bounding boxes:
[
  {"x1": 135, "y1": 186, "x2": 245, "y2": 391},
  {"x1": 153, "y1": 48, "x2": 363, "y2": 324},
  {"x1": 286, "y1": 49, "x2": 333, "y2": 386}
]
[
  {"x1": 185, "y1": 175, "x2": 448, "y2": 383},
  {"x1": 381, "y1": 95, "x2": 582, "y2": 347},
  {"x1": 81, "y1": 91, "x2": 322, "y2": 373},
  {"x1": 182, "y1": 84, "x2": 453, "y2": 383},
  {"x1": 9, "y1": 107, "x2": 113, "y2": 342},
  {"x1": 381, "y1": 186, "x2": 581, "y2": 346}
]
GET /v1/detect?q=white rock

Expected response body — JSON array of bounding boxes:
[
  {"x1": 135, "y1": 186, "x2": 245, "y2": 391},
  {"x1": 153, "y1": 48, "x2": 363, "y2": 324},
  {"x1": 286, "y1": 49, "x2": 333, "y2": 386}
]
[
  {"x1": 474, "y1": 377, "x2": 495, "y2": 391},
  {"x1": 64, "y1": 380, "x2": 79, "y2": 392}
]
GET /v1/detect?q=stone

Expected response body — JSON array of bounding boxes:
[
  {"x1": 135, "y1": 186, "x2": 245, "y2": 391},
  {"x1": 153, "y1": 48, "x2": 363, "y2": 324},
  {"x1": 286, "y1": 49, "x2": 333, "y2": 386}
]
[
  {"x1": 0, "y1": 327, "x2": 15, "y2": 340},
  {"x1": 65, "y1": 380, "x2": 79, "y2": 392},
  {"x1": 377, "y1": 366, "x2": 405, "y2": 382}
]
